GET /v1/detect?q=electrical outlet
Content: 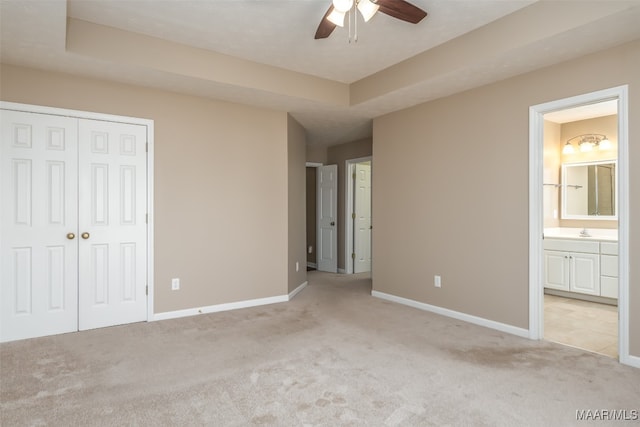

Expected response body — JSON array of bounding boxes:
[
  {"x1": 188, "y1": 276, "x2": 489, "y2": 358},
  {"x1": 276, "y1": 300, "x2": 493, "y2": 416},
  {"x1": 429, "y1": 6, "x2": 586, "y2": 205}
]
[
  {"x1": 308, "y1": 246, "x2": 313, "y2": 254},
  {"x1": 171, "y1": 278, "x2": 180, "y2": 290},
  {"x1": 296, "y1": 262, "x2": 299, "y2": 272},
  {"x1": 434, "y1": 275, "x2": 441, "y2": 288}
]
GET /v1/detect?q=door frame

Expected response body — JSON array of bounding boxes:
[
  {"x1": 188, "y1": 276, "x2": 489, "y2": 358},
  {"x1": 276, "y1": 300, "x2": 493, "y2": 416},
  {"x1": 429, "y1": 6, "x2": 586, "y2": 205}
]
[
  {"x1": 0, "y1": 101, "x2": 155, "y2": 323},
  {"x1": 528, "y1": 85, "x2": 636, "y2": 367},
  {"x1": 345, "y1": 156, "x2": 372, "y2": 274}
]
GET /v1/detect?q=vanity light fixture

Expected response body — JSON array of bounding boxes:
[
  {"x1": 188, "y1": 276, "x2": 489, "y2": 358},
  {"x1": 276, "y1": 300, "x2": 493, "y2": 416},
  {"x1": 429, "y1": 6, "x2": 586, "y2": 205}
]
[{"x1": 563, "y1": 134, "x2": 612, "y2": 154}]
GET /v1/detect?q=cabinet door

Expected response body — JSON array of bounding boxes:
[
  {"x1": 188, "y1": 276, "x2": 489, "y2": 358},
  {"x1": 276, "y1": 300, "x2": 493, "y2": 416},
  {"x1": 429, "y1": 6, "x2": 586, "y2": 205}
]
[
  {"x1": 570, "y1": 252, "x2": 600, "y2": 295},
  {"x1": 544, "y1": 251, "x2": 569, "y2": 291}
]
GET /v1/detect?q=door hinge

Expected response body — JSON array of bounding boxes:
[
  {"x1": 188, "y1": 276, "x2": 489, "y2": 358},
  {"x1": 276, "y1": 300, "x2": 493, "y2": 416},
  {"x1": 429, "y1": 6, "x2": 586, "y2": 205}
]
[
  {"x1": 353, "y1": 172, "x2": 356, "y2": 179},
  {"x1": 352, "y1": 253, "x2": 356, "y2": 259},
  {"x1": 146, "y1": 285, "x2": 148, "y2": 296},
  {"x1": 145, "y1": 142, "x2": 149, "y2": 153},
  {"x1": 146, "y1": 213, "x2": 148, "y2": 224},
  {"x1": 352, "y1": 213, "x2": 356, "y2": 219}
]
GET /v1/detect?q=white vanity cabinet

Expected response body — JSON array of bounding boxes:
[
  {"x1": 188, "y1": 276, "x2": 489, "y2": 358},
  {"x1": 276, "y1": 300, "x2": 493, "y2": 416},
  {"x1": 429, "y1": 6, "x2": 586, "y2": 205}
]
[
  {"x1": 543, "y1": 239, "x2": 600, "y2": 296},
  {"x1": 600, "y1": 242, "x2": 619, "y2": 299}
]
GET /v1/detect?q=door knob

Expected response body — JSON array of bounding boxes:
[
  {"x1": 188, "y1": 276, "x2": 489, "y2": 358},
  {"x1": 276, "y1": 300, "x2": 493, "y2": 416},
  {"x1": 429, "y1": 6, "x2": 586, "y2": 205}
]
[
  {"x1": 81, "y1": 232, "x2": 90, "y2": 239},
  {"x1": 330, "y1": 221, "x2": 335, "y2": 226},
  {"x1": 66, "y1": 233, "x2": 75, "y2": 240}
]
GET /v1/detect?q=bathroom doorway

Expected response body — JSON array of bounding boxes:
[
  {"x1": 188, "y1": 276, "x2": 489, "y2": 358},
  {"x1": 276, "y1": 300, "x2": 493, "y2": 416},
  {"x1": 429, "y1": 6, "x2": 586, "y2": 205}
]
[
  {"x1": 529, "y1": 86, "x2": 632, "y2": 366},
  {"x1": 542, "y1": 101, "x2": 619, "y2": 357}
]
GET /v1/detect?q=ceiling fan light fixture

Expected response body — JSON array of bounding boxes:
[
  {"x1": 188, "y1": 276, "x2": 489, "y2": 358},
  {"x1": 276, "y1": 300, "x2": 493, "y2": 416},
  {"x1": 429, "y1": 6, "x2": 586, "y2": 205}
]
[
  {"x1": 327, "y1": 9, "x2": 346, "y2": 26},
  {"x1": 357, "y1": 0, "x2": 379, "y2": 22},
  {"x1": 332, "y1": 0, "x2": 353, "y2": 13}
]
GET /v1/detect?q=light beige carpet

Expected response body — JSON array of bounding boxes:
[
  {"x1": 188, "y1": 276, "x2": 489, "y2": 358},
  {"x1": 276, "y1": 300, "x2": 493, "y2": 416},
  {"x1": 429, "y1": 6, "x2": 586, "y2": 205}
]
[{"x1": 1, "y1": 271, "x2": 639, "y2": 426}]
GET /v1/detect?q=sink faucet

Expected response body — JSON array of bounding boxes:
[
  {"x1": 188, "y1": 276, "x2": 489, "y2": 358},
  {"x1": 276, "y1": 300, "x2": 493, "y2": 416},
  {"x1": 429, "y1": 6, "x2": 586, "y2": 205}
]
[{"x1": 580, "y1": 228, "x2": 591, "y2": 237}]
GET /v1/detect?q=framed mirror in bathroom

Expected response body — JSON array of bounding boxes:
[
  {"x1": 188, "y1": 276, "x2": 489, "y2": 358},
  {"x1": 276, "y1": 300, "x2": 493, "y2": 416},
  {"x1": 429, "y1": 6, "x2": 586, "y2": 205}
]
[{"x1": 561, "y1": 160, "x2": 617, "y2": 220}]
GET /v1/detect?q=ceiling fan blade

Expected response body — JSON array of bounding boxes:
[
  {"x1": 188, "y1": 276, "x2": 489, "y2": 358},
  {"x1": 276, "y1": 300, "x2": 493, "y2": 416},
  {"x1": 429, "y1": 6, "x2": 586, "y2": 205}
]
[
  {"x1": 375, "y1": 0, "x2": 427, "y2": 24},
  {"x1": 315, "y1": 5, "x2": 338, "y2": 39}
]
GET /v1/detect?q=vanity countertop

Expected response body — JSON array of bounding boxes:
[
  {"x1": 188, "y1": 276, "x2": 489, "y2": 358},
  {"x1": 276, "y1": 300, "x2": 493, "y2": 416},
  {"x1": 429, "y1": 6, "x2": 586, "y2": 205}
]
[{"x1": 544, "y1": 227, "x2": 618, "y2": 242}]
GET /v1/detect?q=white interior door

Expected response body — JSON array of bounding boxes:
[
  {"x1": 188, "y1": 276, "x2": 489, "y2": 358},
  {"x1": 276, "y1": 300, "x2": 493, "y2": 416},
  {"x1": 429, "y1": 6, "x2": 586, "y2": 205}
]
[
  {"x1": 78, "y1": 119, "x2": 147, "y2": 330},
  {"x1": 1, "y1": 110, "x2": 79, "y2": 342},
  {"x1": 317, "y1": 165, "x2": 337, "y2": 272},
  {"x1": 1, "y1": 108, "x2": 149, "y2": 342},
  {"x1": 354, "y1": 163, "x2": 371, "y2": 273}
]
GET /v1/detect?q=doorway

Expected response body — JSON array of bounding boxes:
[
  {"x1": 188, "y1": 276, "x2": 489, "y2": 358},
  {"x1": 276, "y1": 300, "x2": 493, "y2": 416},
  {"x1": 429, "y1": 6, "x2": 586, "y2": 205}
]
[
  {"x1": 542, "y1": 100, "x2": 618, "y2": 357},
  {"x1": 306, "y1": 165, "x2": 318, "y2": 271},
  {"x1": 306, "y1": 162, "x2": 338, "y2": 273},
  {"x1": 529, "y1": 86, "x2": 632, "y2": 366},
  {"x1": 345, "y1": 156, "x2": 372, "y2": 274}
]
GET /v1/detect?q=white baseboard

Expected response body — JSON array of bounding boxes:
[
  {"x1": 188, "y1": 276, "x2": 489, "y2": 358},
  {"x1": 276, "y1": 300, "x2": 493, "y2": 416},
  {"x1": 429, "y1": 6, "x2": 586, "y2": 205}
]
[
  {"x1": 153, "y1": 294, "x2": 288, "y2": 321},
  {"x1": 307, "y1": 262, "x2": 317, "y2": 269},
  {"x1": 338, "y1": 268, "x2": 347, "y2": 274},
  {"x1": 288, "y1": 281, "x2": 308, "y2": 300},
  {"x1": 371, "y1": 290, "x2": 530, "y2": 339},
  {"x1": 621, "y1": 353, "x2": 640, "y2": 369}
]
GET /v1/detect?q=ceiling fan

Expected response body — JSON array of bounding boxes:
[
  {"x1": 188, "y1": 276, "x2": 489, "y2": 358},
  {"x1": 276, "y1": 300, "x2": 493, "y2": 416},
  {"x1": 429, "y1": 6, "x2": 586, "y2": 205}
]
[{"x1": 315, "y1": 0, "x2": 427, "y2": 40}]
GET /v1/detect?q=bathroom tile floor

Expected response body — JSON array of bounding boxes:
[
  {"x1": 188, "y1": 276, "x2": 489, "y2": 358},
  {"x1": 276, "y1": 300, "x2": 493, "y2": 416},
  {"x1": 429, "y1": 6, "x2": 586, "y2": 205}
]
[{"x1": 544, "y1": 294, "x2": 618, "y2": 358}]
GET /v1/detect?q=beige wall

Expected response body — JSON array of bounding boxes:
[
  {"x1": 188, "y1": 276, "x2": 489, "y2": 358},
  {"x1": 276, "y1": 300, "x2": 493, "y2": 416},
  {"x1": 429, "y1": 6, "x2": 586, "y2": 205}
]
[
  {"x1": 288, "y1": 115, "x2": 307, "y2": 292},
  {"x1": 1, "y1": 64, "x2": 290, "y2": 313},
  {"x1": 306, "y1": 145, "x2": 327, "y2": 164},
  {"x1": 373, "y1": 40, "x2": 640, "y2": 357},
  {"x1": 558, "y1": 115, "x2": 618, "y2": 229},
  {"x1": 326, "y1": 138, "x2": 373, "y2": 270}
]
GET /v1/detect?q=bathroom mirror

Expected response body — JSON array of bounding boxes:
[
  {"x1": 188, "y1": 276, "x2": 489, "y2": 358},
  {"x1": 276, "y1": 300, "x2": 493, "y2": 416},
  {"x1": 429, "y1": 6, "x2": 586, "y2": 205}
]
[{"x1": 561, "y1": 160, "x2": 617, "y2": 220}]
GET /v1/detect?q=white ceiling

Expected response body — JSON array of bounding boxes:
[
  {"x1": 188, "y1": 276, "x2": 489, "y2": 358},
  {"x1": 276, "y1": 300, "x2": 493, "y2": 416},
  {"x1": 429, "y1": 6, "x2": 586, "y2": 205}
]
[
  {"x1": 66, "y1": 0, "x2": 533, "y2": 84},
  {"x1": 2, "y1": 0, "x2": 640, "y2": 147},
  {"x1": 544, "y1": 100, "x2": 618, "y2": 124}
]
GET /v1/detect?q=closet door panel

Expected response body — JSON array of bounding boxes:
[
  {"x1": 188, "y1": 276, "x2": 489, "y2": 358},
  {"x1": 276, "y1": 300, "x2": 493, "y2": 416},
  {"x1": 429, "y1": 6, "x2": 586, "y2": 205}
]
[
  {"x1": 78, "y1": 119, "x2": 147, "y2": 330},
  {"x1": 1, "y1": 110, "x2": 78, "y2": 342}
]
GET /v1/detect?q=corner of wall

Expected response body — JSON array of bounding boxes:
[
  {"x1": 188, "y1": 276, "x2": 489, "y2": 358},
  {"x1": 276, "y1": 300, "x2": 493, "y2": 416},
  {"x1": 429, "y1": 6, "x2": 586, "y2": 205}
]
[{"x1": 288, "y1": 116, "x2": 308, "y2": 293}]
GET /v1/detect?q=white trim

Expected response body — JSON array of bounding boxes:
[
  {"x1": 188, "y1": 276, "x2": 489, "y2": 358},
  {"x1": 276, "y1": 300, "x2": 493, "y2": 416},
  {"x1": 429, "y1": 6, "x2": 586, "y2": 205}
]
[
  {"x1": 528, "y1": 85, "x2": 632, "y2": 367},
  {"x1": 338, "y1": 268, "x2": 347, "y2": 274},
  {"x1": 152, "y1": 295, "x2": 288, "y2": 321},
  {"x1": 529, "y1": 104, "x2": 544, "y2": 340},
  {"x1": 146, "y1": 116, "x2": 155, "y2": 324},
  {"x1": 372, "y1": 290, "x2": 529, "y2": 338},
  {"x1": 0, "y1": 101, "x2": 155, "y2": 324},
  {"x1": 625, "y1": 355, "x2": 640, "y2": 369},
  {"x1": 345, "y1": 156, "x2": 372, "y2": 275},
  {"x1": 288, "y1": 281, "x2": 308, "y2": 300},
  {"x1": 617, "y1": 86, "x2": 631, "y2": 367},
  {"x1": 0, "y1": 101, "x2": 153, "y2": 126},
  {"x1": 307, "y1": 262, "x2": 317, "y2": 268}
]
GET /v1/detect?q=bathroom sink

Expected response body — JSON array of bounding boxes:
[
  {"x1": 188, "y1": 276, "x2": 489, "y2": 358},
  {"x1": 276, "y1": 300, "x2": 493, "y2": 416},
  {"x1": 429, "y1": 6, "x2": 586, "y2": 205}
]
[{"x1": 543, "y1": 227, "x2": 618, "y2": 242}]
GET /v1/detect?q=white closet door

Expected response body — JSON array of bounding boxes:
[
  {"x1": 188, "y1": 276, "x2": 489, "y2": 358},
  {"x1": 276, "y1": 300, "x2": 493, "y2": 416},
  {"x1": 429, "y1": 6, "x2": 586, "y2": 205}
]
[
  {"x1": 317, "y1": 165, "x2": 338, "y2": 273},
  {"x1": 78, "y1": 119, "x2": 147, "y2": 330},
  {"x1": 1, "y1": 110, "x2": 79, "y2": 342},
  {"x1": 354, "y1": 163, "x2": 372, "y2": 273}
]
